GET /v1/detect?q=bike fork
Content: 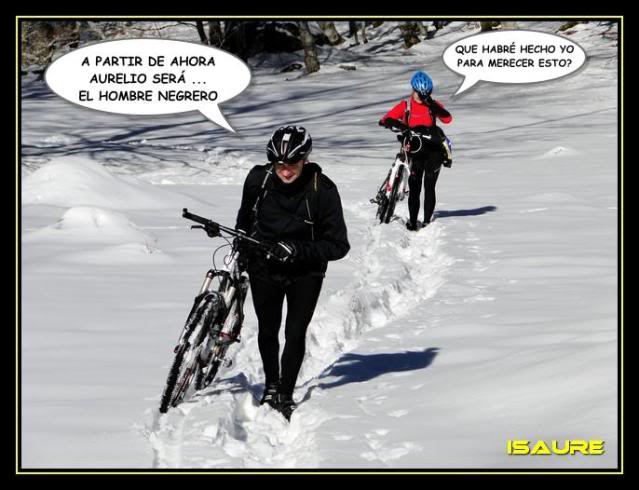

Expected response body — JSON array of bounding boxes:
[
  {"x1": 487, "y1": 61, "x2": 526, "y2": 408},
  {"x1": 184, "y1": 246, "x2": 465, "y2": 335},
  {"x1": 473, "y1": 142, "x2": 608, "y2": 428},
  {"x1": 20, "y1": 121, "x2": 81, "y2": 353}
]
[{"x1": 199, "y1": 269, "x2": 216, "y2": 294}]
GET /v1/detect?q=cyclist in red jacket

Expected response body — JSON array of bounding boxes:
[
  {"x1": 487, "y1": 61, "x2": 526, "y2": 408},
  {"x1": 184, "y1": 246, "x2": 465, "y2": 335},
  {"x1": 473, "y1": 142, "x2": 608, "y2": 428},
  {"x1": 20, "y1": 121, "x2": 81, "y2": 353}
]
[{"x1": 379, "y1": 71, "x2": 452, "y2": 230}]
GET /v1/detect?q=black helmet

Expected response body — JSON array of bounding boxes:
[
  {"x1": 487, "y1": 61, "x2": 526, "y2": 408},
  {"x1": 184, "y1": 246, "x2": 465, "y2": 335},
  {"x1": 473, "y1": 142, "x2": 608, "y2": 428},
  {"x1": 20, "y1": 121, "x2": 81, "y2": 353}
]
[{"x1": 266, "y1": 126, "x2": 312, "y2": 164}]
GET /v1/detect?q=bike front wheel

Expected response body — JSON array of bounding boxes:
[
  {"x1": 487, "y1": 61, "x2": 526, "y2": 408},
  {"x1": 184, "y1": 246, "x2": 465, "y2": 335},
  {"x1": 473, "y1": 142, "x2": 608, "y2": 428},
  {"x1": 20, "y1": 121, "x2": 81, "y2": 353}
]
[
  {"x1": 376, "y1": 195, "x2": 389, "y2": 224},
  {"x1": 383, "y1": 166, "x2": 404, "y2": 224},
  {"x1": 197, "y1": 359, "x2": 221, "y2": 391},
  {"x1": 159, "y1": 292, "x2": 223, "y2": 413}
]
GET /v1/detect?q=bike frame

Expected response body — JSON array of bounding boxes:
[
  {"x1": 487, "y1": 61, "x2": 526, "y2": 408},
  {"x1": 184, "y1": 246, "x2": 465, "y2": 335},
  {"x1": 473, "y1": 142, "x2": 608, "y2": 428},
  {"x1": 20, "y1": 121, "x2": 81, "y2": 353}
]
[
  {"x1": 210, "y1": 251, "x2": 248, "y2": 353},
  {"x1": 383, "y1": 148, "x2": 411, "y2": 202},
  {"x1": 188, "y1": 247, "x2": 249, "y2": 365},
  {"x1": 371, "y1": 118, "x2": 452, "y2": 226},
  {"x1": 372, "y1": 123, "x2": 423, "y2": 224}
]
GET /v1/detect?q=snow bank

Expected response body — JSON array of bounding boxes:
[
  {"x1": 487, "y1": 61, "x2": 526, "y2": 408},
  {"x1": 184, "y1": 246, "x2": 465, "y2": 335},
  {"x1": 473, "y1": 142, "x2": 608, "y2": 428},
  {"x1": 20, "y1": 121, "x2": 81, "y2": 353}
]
[
  {"x1": 299, "y1": 217, "x2": 453, "y2": 384},
  {"x1": 70, "y1": 242, "x2": 170, "y2": 265},
  {"x1": 146, "y1": 213, "x2": 454, "y2": 468},
  {"x1": 22, "y1": 156, "x2": 200, "y2": 210},
  {"x1": 25, "y1": 206, "x2": 154, "y2": 243},
  {"x1": 537, "y1": 146, "x2": 580, "y2": 159},
  {"x1": 24, "y1": 206, "x2": 170, "y2": 265},
  {"x1": 146, "y1": 380, "x2": 328, "y2": 468},
  {"x1": 138, "y1": 147, "x2": 258, "y2": 186},
  {"x1": 39, "y1": 134, "x2": 82, "y2": 147}
]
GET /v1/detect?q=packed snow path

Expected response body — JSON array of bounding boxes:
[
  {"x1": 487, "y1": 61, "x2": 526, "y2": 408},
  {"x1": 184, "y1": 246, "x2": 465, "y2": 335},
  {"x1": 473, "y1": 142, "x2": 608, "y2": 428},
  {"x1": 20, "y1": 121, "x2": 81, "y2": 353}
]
[{"x1": 146, "y1": 215, "x2": 452, "y2": 468}]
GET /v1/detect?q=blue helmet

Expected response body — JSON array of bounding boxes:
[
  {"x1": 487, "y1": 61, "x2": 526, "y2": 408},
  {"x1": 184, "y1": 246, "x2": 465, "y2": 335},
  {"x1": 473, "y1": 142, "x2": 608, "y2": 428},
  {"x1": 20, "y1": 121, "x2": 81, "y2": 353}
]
[{"x1": 411, "y1": 71, "x2": 433, "y2": 97}]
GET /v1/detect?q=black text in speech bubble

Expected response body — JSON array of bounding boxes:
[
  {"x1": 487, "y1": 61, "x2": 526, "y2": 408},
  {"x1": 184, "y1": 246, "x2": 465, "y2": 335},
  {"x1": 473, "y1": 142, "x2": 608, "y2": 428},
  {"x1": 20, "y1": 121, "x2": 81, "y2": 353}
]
[{"x1": 45, "y1": 39, "x2": 251, "y2": 132}]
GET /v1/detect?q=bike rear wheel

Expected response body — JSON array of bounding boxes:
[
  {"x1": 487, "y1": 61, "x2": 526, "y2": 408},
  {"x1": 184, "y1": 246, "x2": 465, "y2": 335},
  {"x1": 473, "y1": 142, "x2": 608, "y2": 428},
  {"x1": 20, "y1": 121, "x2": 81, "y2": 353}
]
[{"x1": 159, "y1": 344, "x2": 186, "y2": 414}]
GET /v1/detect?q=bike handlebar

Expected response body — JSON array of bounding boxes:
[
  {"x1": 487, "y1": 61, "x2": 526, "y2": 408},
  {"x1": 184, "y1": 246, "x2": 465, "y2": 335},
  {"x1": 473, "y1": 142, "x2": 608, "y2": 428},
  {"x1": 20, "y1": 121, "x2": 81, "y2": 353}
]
[
  {"x1": 182, "y1": 208, "x2": 264, "y2": 247},
  {"x1": 381, "y1": 118, "x2": 444, "y2": 147},
  {"x1": 380, "y1": 119, "x2": 416, "y2": 157},
  {"x1": 384, "y1": 119, "x2": 408, "y2": 132}
]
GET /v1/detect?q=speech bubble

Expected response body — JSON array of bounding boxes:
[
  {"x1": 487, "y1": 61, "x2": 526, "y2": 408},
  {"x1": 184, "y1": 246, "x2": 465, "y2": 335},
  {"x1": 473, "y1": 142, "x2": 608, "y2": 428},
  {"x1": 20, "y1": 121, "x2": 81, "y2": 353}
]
[
  {"x1": 45, "y1": 39, "x2": 251, "y2": 132},
  {"x1": 443, "y1": 30, "x2": 586, "y2": 95}
]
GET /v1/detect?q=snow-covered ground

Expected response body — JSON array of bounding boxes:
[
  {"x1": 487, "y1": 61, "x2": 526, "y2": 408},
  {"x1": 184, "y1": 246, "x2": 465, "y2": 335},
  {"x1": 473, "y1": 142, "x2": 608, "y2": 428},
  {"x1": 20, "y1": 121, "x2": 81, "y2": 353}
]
[{"x1": 20, "y1": 21, "x2": 619, "y2": 469}]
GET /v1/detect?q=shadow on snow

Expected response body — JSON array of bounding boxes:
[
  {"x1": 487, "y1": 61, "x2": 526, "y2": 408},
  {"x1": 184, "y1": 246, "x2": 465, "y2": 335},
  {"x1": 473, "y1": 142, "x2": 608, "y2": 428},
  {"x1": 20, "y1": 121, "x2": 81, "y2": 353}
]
[
  {"x1": 302, "y1": 347, "x2": 440, "y2": 401},
  {"x1": 434, "y1": 205, "x2": 497, "y2": 219}
]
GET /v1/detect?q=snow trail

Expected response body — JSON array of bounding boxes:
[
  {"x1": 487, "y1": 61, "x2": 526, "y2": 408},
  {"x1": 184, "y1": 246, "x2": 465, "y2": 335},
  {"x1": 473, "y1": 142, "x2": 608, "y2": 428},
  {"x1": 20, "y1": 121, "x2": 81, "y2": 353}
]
[{"x1": 145, "y1": 201, "x2": 453, "y2": 467}]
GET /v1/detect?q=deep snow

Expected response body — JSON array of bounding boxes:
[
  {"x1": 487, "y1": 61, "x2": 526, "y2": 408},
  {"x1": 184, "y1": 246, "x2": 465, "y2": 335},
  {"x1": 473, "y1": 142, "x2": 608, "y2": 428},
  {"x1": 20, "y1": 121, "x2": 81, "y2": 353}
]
[{"x1": 21, "y1": 20, "x2": 619, "y2": 469}]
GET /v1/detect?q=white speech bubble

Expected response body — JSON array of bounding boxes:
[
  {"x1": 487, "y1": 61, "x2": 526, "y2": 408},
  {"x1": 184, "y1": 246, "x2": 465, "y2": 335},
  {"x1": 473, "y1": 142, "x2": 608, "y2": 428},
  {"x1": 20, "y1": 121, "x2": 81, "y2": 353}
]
[
  {"x1": 443, "y1": 30, "x2": 586, "y2": 95},
  {"x1": 45, "y1": 39, "x2": 251, "y2": 132}
]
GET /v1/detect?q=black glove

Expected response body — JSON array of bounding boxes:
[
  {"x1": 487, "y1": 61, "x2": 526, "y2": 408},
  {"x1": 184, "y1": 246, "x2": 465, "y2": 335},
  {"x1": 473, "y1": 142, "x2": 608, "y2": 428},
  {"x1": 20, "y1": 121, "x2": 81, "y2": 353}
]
[
  {"x1": 264, "y1": 241, "x2": 298, "y2": 264},
  {"x1": 424, "y1": 97, "x2": 450, "y2": 119},
  {"x1": 233, "y1": 235, "x2": 248, "y2": 254},
  {"x1": 381, "y1": 118, "x2": 408, "y2": 132}
]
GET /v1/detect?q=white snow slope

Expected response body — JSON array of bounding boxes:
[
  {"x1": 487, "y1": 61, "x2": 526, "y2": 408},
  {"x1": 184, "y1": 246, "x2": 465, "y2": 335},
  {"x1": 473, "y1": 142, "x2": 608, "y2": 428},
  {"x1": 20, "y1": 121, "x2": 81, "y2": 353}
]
[{"x1": 21, "y1": 21, "x2": 619, "y2": 469}]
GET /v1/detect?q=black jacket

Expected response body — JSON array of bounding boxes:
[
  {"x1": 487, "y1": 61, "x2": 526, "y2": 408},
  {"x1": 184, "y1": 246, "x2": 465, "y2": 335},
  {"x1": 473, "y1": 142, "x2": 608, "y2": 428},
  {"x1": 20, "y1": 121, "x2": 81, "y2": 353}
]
[{"x1": 236, "y1": 162, "x2": 350, "y2": 278}]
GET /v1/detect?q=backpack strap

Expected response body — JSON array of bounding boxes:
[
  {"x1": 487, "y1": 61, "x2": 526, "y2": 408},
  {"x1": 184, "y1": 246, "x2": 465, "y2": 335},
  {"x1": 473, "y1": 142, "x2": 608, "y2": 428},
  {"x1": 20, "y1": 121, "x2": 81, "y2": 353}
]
[
  {"x1": 303, "y1": 171, "x2": 320, "y2": 241},
  {"x1": 406, "y1": 96, "x2": 438, "y2": 127},
  {"x1": 251, "y1": 164, "x2": 274, "y2": 233}
]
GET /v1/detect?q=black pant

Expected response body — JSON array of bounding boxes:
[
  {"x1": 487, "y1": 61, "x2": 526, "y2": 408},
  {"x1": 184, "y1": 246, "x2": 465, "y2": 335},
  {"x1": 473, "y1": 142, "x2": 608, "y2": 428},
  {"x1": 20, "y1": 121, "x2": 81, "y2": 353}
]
[
  {"x1": 408, "y1": 156, "x2": 441, "y2": 225},
  {"x1": 249, "y1": 273, "x2": 324, "y2": 395}
]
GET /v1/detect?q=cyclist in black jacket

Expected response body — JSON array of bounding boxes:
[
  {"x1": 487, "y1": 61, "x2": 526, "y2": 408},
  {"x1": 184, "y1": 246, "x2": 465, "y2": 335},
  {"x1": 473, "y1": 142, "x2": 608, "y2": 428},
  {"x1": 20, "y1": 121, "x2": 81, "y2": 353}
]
[{"x1": 235, "y1": 126, "x2": 350, "y2": 420}]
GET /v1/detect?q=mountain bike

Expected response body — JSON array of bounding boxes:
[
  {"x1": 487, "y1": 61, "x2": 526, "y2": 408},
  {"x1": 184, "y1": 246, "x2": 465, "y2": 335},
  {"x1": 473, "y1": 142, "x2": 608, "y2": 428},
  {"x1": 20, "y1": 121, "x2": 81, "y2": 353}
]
[
  {"x1": 371, "y1": 121, "x2": 413, "y2": 224},
  {"x1": 159, "y1": 209, "x2": 267, "y2": 414},
  {"x1": 371, "y1": 120, "x2": 453, "y2": 224}
]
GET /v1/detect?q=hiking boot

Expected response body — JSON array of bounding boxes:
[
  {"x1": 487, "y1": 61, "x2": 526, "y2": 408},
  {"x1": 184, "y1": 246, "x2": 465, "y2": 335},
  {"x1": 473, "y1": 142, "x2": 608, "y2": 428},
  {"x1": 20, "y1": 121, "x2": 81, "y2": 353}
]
[
  {"x1": 276, "y1": 393, "x2": 297, "y2": 421},
  {"x1": 260, "y1": 381, "x2": 279, "y2": 409},
  {"x1": 406, "y1": 221, "x2": 418, "y2": 231}
]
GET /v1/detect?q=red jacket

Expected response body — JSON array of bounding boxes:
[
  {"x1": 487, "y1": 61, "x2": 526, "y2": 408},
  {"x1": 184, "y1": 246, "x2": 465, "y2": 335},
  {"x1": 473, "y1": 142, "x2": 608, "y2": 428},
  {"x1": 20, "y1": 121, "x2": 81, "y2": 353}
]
[{"x1": 381, "y1": 98, "x2": 452, "y2": 127}]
